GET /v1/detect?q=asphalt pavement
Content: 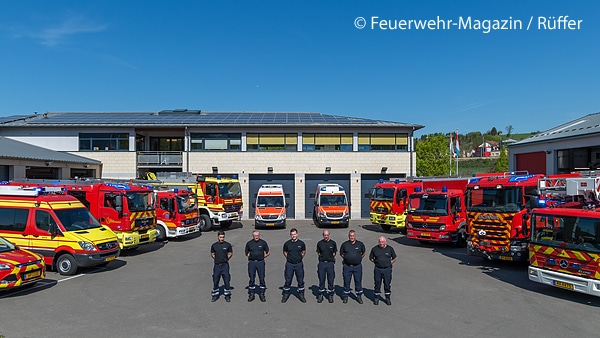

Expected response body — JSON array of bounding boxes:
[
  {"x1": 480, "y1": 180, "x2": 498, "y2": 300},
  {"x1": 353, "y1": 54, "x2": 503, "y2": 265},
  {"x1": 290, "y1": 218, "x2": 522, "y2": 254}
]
[{"x1": 1, "y1": 219, "x2": 599, "y2": 338}]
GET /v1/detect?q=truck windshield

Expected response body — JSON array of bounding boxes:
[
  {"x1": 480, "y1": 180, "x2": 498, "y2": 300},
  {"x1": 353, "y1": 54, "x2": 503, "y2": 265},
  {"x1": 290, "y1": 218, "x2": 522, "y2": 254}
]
[
  {"x1": 257, "y1": 196, "x2": 285, "y2": 207},
  {"x1": 531, "y1": 214, "x2": 600, "y2": 252},
  {"x1": 409, "y1": 195, "x2": 448, "y2": 215},
  {"x1": 0, "y1": 236, "x2": 17, "y2": 253},
  {"x1": 320, "y1": 195, "x2": 347, "y2": 207},
  {"x1": 466, "y1": 187, "x2": 522, "y2": 212},
  {"x1": 176, "y1": 194, "x2": 197, "y2": 214},
  {"x1": 371, "y1": 187, "x2": 394, "y2": 201},
  {"x1": 218, "y1": 182, "x2": 242, "y2": 198},
  {"x1": 126, "y1": 192, "x2": 154, "y2": 212},
  {"x1": 54, "y1": 207, "x2": 102, "y2": 231}
]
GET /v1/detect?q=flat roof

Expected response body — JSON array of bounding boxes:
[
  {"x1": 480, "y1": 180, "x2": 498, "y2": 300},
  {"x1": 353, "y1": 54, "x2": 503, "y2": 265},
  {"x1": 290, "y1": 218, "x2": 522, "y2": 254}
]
[
  {"x1": 511, "y1": 112, "x2": 600, "y2": 146},
  {"x1": 0, "y1": 137, "x2": 101, "y2": 164}
]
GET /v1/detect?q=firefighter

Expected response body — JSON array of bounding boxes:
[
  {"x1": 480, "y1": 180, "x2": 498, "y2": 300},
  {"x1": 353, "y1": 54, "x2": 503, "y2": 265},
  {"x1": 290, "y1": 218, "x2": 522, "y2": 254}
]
[
  {"x1": 282, "y1": 228, "x2": 306, "y2": 303},
  {"x1": 210, "y1": 231, "x2": 233, "y2": 302},
  {"x1": 316, "y1": 229, "x2": 337, "y2": 303},
  {"x1": 245, "y1": 230, "x2": 270, "y2": 302},
  {"x1": 339, "y1": 229, "x2": 366, "y2": 304},
  {"x1": 369, "y1": 236, "x2": 397, "y2": 305}
]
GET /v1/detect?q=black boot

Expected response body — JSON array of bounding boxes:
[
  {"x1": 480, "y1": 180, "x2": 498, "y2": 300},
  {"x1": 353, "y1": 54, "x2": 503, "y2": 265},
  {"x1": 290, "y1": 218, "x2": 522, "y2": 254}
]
[
  {"x1": 211, "y1": 295, "x2": 219, "y2": 302},
  {"x1": 248, "y1": 293, "x2": 255, "y2": 302},
  {"x1": 327, "y1": 293, "x2": 334, "y2": 303},
  {"x1": 259, "y1": 293, "x2": 266, "y2": 302},
  {"x1": 298, "y1": 292, "x2": 306, "y2": 303},
  {"x1": 281, "y1": 294, "x2": 290, "y2": 303},
  {"x1": 342, "y1": 296, "x2": 348, "y2": 304},
  {"x1": 356, "y1": 294, "x2": 363, "y2": 304},
  {"x1": 317, "y1": 294, "x2": 324, "y2": 303},
  {"x1": 384, "y1": 295, "x2": 391, "y2": 306},
  {"x1": 373, "y1": 295, "x2": 379, "y2": 305}
]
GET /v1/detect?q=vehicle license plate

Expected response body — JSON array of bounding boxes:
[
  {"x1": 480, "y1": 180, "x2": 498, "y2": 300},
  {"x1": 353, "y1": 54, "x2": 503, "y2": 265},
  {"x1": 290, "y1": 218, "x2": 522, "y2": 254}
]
[
  {"x1": 554, "y1": 281, "x2": 574, "y2": 290},
  {"x1": 105, "y1": 256, "x2": 116, "y2": 262},
  {"x1": 25, "y1": 270, "x2": 41, "y2": 279},
  {"x1": 499, "y1": 256, "x2": 513, "y2": 261}
]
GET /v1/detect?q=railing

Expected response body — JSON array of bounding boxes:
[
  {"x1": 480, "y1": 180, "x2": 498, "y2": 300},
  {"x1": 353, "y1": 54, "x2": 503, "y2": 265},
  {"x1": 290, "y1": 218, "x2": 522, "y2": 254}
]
[{"x1": 137, "y1": 151, "x2": 183, "y2": 167}]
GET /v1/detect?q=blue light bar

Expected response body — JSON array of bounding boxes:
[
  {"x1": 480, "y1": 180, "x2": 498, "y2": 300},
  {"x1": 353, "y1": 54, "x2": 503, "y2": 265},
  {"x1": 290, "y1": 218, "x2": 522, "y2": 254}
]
[{"x1": 442, "y1": 186, "x2": 447, "y2": 192}]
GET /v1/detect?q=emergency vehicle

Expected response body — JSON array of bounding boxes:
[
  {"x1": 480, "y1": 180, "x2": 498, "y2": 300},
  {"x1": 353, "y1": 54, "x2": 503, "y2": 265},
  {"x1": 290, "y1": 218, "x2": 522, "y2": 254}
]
[
  {"x1": 153, "y1": 174, "x2": 243, "y2": 231},
  {"x1": 0, "y1": 235, "x2": 46, "y2": 290},
  {"x1": 253, "y1": 184, "x2": 288, "y2": 228},
  {"x1": 528, "y1": 175, "x2": 600, "y2": 296},
  {"x1": 313, "y1": 183, "x2": 349, "y2": 227},
  {"x1": 12, "y1": 179, "x2": 157, "y2": 250},
  {"x1": 406, "y1": 178, "x2": 470, "y2": 245},
  {"x1": 370, "y1": 179, "x2": 423, "y2": 232},
  {"x1": 466, "y1": 171, "x2": 544, "y2": 262},
  {"x1": 154, "y1": 188, "x2": 200, "y2": 241},
  {"x1": 0, "y1": 185, "x2": 120, "y2": 275}
]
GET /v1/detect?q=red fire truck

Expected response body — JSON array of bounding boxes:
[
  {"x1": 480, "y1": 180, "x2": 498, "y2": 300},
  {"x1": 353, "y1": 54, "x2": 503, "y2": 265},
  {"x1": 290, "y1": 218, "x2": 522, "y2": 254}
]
[
  {"x1": 13, "y1": 179, "x2": 157, "y2": 250},
  {"x1": 406, "y1": 178, "x2": 471, "y2": 245},
  {"x1": 466, "y1": 171, "x2": 544, "y2": 262},
  {"x1": 370, "y1": 179, "x2": 423, "y2": 232},
  {"x1": 528, "y1": 175, "x2": 600, "y2": 296},
  {"x1": 154, "y1": 188, "x2": 200, "y2": 241}
]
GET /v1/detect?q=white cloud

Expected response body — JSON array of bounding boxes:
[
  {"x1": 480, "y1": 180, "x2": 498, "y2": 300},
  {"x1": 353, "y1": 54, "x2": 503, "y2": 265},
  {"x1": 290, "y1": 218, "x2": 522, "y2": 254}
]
[{"x1": 18, "y1": 15, "x2": 108, "y2": 46}]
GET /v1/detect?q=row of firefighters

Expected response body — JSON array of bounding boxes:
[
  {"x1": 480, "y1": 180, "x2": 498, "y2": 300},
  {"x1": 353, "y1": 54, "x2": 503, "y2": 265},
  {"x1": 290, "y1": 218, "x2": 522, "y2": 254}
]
[{"x1": 1, "y1": 171, "x2": 600, "y2": 297}]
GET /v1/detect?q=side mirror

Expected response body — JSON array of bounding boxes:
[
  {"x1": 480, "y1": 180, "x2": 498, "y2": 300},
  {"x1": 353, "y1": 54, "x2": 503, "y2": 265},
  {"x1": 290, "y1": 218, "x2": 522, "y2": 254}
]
[
  {"x1": 49, "y1": 221, "x2": 60, "y2": 236},
  {"x1": 522, "y1": 213, "x2": 530, "y2": 236},
  {"x1": 285, "y1": 203, "x2": 289, "y2": 208}
]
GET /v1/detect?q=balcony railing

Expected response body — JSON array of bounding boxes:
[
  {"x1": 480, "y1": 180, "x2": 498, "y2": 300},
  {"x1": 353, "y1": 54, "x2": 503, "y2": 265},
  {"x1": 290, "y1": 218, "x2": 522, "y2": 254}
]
[{"x1": 137, "y1": 151, "x2": 183, "y2": 167}]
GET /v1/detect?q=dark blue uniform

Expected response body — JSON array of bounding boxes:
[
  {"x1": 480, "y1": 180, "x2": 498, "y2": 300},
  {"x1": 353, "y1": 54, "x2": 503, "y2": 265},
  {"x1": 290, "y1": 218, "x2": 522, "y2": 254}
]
[
  {"x1": 245, "y1": 238, "x2": 269, "y2": 295},
  {"x1": 340, "y1": 240, "x2": 366, "y2": 297},
  {"x1": 283, "y1": 239, "x2": 306, "y2": 295},
  {"x1": 369, "y1": 244, "x2": 397, "y2": 299},
  {"x1": 211, "y1": 240, "x2": 233, "y2": 297},
  {"x1": 316, "y1": 238, "x2": 337, "y2": 297}
]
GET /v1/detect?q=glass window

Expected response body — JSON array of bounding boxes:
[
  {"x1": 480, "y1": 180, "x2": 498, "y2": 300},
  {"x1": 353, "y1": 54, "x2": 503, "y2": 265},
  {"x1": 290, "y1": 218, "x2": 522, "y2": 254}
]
[
  {"x1": 247, "y1": 133, "x2": 297, "y2": 151},
  {"x1": 0, "y1": 208, "x2": 29, "y2": 231},
  {"x1": 302, "y1": 133, "x2": 352, "y2": 151},
  {"x1": 358, "y1": 133, "x2": 408, "y2": 151},
  {"x1": 80, "y1": 133, "x2": 129, "y2": 151},
  {"x1": 190, "y1": 133, "x2": 241, "y2": 151}
]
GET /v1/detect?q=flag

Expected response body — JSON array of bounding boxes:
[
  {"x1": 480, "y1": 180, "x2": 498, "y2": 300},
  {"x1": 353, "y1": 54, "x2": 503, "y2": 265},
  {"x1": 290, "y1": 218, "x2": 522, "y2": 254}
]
[
  {"x1": 449, "y1": 133, "x2": 454, "y2": 156},
  {"x1": 455, "y1": 130, "x2": 460, "y2": 157}
]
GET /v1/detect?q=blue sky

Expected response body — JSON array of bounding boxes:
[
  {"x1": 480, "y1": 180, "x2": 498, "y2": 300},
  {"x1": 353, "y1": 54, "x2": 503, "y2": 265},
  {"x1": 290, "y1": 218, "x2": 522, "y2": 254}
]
[{"x1": 0, "y1": 1, "x2": 598, "y2": 137}]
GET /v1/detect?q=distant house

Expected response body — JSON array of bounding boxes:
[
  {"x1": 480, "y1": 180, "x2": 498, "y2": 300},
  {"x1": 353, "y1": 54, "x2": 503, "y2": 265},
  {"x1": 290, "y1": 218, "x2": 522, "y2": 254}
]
[{"x1": 471, "y1": 141, "x2": 500, "y2": 157}]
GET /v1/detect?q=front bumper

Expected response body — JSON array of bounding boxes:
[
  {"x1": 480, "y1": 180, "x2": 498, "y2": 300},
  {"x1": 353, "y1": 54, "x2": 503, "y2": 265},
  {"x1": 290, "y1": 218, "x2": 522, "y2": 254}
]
[
  {"x1": 466, "y1": 240, "x2": 528, "y2": 262},
  {"x1": 170, "y1": 224, "x2": 200, "y2": 237},
  {"x1": 407, "y1": 230, "x2": 454, "y2": 243},
  {"x1": 370, "y1": 213, "x2": 405, "y2": 229},
  {"x1": 255, "y1": 218, "x2": 286, "y2": 228},
  {"x1": 73, "y1": 247, "x2": 120, "y2": 268}
]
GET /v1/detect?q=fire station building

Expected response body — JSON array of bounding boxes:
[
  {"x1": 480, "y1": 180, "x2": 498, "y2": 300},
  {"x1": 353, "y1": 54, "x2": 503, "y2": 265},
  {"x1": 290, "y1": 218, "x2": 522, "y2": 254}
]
[
  {"x1": 0, "y1": 110, "x2": 423, "y2": 220},
  {"x1": 508, "y1": 112, "x2": 600, "y2": 175}
]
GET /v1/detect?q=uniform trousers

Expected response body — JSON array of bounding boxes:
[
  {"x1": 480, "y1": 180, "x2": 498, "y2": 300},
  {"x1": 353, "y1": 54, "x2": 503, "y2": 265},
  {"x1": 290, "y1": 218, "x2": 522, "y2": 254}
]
[
  {"x1": 283, "y1": 261, "x2": 304, "y2": 294},
  {"x1": 248, "y1": 259, "x2": 266, "y2": 294},
  {"x1": 342, "y1": 263, "x2": 363, "y2": 295},
  {"x1": 373, "y1": 266, "x2": 392, "y2": 297},
  {"x1": 212, "y1": 263, "x2": 231, "y2": 296},
  {"x1": 317, "y1": 261, "x2": 335, "y2": 294}
]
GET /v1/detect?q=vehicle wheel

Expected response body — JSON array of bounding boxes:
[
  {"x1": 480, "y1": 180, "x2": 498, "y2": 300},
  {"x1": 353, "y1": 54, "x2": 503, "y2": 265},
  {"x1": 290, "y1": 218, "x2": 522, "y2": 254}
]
[
  {"x1": 381, "y1": 224, "x2": 392, "y2": 232},
  {"x1": 199, "y1": 214, "x2": 212, "y2": 231},
  {"x1": 156, "y1": 224, "x2": 167, "y2": 242},
  {"x1": 220, "y1": 220, "x2": 232, "y2": 229},
  {"x1": 56, "y1": 254, "x2": 78, "y2": 276}
]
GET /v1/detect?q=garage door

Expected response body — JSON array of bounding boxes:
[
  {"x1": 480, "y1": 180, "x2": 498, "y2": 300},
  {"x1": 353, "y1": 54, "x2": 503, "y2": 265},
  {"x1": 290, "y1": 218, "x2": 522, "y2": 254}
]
[
  {"x1": 360, "y1": 173, "x2": 407, "y2": 218},
  {"x1": 249, "y1": 174, "x2": 295, "y2": 218},
  {"x1": 305, "y1": 174, "x2": 350, "y2": 219},
  {"x1": 516, "y1": 152, "x2": 546, "y2": 175}
]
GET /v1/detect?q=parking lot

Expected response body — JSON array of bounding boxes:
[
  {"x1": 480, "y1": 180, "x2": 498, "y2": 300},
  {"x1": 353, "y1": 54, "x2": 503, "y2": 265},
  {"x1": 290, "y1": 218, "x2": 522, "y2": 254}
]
[{"x1": 2, "y1": 219, "x2": 600, "y2": 338}]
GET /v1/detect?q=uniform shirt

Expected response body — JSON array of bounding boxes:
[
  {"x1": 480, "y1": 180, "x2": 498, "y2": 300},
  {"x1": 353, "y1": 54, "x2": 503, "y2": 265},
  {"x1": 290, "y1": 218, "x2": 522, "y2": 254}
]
[
  {"x1": 316, "y1": 239, "x2": 337, "y2": 263},
  {"x1": 283, "y1": 239, "x2": 306, "y2": 264},
  {"x1": 340, "y1": 240, "x2": 366, "y2": 265},
  {"x1": 211, "y1": 241, "x2": 233, "y2": 264},
  {"x1": 245, "y1": 239, "x2": 269, "y2": 261},
  {"x1": 369, "y1": 245, "x2": 397, "y2": 268}
]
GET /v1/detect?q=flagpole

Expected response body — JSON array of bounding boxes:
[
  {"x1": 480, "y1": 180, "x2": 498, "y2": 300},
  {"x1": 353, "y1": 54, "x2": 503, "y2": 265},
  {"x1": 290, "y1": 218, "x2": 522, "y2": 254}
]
[
  {"x1": 455, "y1": 129, "x2": 459, "y2": 176},
  {"x1": 449, "y1": 133, "x2": 453, "y2": 176}
]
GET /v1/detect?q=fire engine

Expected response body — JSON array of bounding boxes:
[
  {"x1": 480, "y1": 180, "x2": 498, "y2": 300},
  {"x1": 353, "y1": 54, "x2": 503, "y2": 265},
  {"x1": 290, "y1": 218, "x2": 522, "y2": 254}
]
[
  {"x1": 370, "y1": 179, "x2": 423, "y2": 232},
  {"x1": 313, "y1": 183, "x2": 350, "y2": 227},
  {"x1": 0, "y1": 185, "x2": 119, "y2": 275},
  {"x1": 528, "y1": 174, "x2": 600, "y2": 296},
  {"x1": 12, "y1": 179, "x2": 157, "y2": 250},
  {"x1": 253, "y1": 184, "x2": 288, "y2": 228},
  {"x1": 154, "y1": 188, "x2": 200, "y2": 241},
  {"x1": 466, "y1": 171, "x2": 544, "y2": 262},
  {"x1": 152, "y1": 173, "x2": 243, "y2": 231},
  {"x1": 406, "y1": 178, "x2": 471, "y2": 245}
]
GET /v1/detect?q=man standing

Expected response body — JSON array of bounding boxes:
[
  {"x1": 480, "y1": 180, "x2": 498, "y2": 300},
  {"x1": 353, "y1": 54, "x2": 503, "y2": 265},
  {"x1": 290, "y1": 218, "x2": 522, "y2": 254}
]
[
  {"x1": 245, "y1": 230, "x2": 270, "y2": 302},
  {"x1": 210, "y1": 230, "x2": 233, "y2": 302},
  {"x1": 282, "y1": 228, "x2": 306, "y2": 303},
  {"x1": 369, "y1": 236, "x2": 397, "y2": 305},
  {"x1": 316, "y1": 230, "x2": 337, "y2": 303},
  {"x1": 339, "y1": 229, "x2": 366, "y2": 304}
]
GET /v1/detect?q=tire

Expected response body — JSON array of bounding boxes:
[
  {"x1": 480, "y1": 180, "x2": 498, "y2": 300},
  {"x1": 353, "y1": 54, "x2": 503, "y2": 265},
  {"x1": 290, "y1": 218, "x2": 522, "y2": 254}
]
[
  {"x1": 199, "y1": 214, "x2": 212, "y2": 231},
  {"x1": 220, "y1": 220, "x2": 232, "y2": 229},
  {"x1": 381, "y1": 224, "x2": 392, "y2": 232},
  {"x1": 56, "y1": 254, "x2": 78, "y2": 276},
  {"x1": 156, "y1": 224, "x2": 167, "y2": 242}
]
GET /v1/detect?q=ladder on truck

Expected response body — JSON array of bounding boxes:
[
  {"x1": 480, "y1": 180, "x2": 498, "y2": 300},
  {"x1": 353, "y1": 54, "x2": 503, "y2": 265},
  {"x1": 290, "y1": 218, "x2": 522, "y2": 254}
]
[{"x1": 538, "y1": 176, "x2": 600, "y2": 205}]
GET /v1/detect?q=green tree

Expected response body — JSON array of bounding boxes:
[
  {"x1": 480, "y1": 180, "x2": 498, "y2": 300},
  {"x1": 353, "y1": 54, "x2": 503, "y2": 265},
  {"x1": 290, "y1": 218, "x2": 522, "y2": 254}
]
[
  {"x1": 416, "y1": 133, "x2": 452, "y2": 176},
  {"x1": 495, "y1": 148, "x2": 509, "y2": 172}
]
